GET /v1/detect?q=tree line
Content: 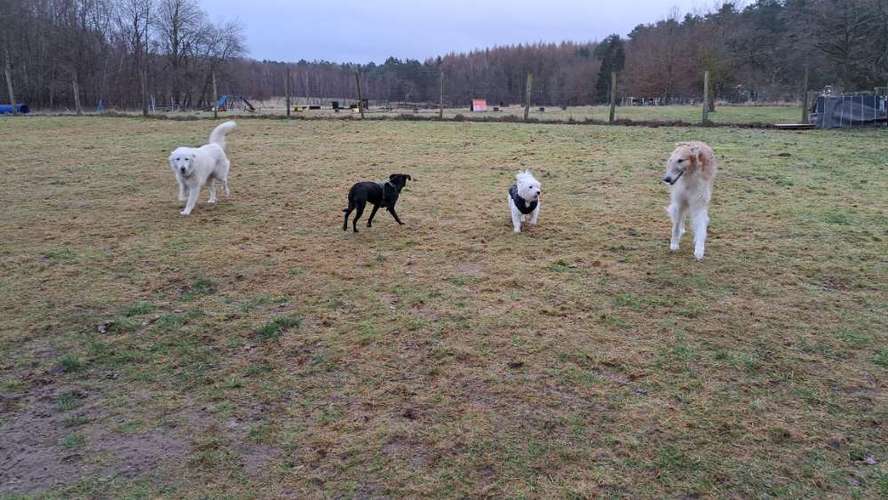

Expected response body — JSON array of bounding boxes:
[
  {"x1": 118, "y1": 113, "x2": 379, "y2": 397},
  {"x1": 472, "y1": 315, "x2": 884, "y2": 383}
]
[
  {"x1": 2, "y1": 0, "x2": 886, "y2": 111},
  {"x1": 622, "y1": 0, "x2": 888, "y2": 103},
  {"x1": 0, "y1": 0, "x2": 245, "y2": 113}
]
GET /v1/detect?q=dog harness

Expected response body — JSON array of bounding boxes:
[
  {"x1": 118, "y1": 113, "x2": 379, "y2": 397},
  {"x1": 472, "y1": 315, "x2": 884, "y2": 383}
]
[{"x1": 509, "y1": 184, "x2": 538, "y2": 214}]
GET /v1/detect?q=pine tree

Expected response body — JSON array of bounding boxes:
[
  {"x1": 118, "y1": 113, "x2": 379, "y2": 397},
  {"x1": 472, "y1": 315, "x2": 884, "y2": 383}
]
[{"x1": 594, "y1": 35, "x2": 626, "y2": 103}]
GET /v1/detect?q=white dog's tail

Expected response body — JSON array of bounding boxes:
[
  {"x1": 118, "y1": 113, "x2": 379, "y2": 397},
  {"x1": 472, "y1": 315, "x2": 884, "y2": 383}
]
[{"x1": 208, "y1": 121, "x2": 237, "y2": 151}]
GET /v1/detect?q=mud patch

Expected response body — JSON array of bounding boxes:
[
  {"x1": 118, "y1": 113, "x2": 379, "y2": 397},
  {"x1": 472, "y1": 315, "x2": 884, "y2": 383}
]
[
  {"x1": 237, "y1": 443, "x2": 281, "y2": 477},
  {"x1": 455, "y1": 262, "x2": 484, "y2": 277},
  {"x1": 0, "y1": 380, "x2": 188, "y2": 495}
]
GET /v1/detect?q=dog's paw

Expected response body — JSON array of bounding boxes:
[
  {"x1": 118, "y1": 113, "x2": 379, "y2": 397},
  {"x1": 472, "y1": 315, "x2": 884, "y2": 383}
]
[
  {"x1": 670, "y1": 243, "x2": 680, "y2": 252},
  {"x1": 694, "y1": 251, "x2": 705, "y2": 261},
  {"x1": 180, "y1": 210, "x2": 191, "y2": 216}
]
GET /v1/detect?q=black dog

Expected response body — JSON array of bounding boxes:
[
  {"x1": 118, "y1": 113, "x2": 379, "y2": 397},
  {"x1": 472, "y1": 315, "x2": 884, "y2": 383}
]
[{"x1": 342, "y1": 174, "x2": 412, "y2": 232}]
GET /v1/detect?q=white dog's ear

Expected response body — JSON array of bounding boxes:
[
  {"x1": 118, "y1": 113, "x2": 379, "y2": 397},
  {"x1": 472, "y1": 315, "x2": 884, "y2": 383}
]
[{"x1": 190, "y1": 153, "x2": 197, "y2": 161}]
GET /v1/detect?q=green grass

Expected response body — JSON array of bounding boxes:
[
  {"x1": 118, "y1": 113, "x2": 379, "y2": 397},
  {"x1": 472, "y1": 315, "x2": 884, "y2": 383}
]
[
  {"x1": 460, "y1": 103, "x2": 799, "y2": 124},
  {"x1": 254, "y1": 315, "x2": 302, "y2": 342},
  {"x1": 60, "y1": 433, "x2": 86, "y2": 450},
  {"x1": 0, "y1": 116, "x2": 885, "y2": 497},
  {"x1": 56, "y1": 391, "x2": 85, "y2": 412},
  {"x1": 181, "y1": 277, "x2": 216, "y2": 300},
  {"x1": 58, "y1": 354, "x2": 84, "y2": 373},
  {"x1": 166, "y1": 102, "x2": 803, "y2": 125},
  {"x1": 486, "y1": 103, "x2": 801, "y2": 124},
  {"x1": 123, "y1": 301, "x2": 155, "y2": 317}
]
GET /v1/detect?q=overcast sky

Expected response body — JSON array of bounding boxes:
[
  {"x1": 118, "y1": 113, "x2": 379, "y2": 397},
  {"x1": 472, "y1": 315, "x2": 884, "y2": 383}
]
[{"x1": 202, "y1": 0, "x2": 716, "y2": 64}]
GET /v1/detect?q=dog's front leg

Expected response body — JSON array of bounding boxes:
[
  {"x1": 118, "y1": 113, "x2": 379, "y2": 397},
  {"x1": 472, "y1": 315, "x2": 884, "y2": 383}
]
[
  {"x1": 529, "y1": 202, "x2": 540, "y2": 225},
  {"x1": 177, "y1": 179, "x2": 187, "y2": 202},
  {"x1": 181, "y1": 183, "x2": 200, "y2": 215},
  {"x1": 387, "y1": 206, "x2": 404, "y2": 225},
  {"x1": 691, "y1": 208, "x2": 708, "y2": 261},
  {"x1": 509, "y1": 198, "x2": 522, "y2": 233},
  {"x1": 668, "y1": 203, "x2": 686, "y2": 251}
]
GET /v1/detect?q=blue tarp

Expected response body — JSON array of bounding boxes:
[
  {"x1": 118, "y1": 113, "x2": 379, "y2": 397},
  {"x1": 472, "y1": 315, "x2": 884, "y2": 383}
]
[
  {"x1": 0, "y1": 104, "x2": 30, "y2": 114},
  {"x1": 216, "y1": 95, "x2": 255, "y2": 112}
]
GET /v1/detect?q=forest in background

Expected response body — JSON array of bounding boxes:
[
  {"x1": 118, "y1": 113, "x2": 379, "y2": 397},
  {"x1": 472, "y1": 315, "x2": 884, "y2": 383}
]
[{"x1": 1, "y1": 0, "x2": 886, "y2": 111}]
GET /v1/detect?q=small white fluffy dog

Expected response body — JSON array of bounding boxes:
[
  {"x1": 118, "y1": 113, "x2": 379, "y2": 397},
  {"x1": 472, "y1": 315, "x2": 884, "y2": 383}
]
[
  {"x1": 662, "y1": 141, "x2": 717, "y2": 260},
  {"x1": 508, "y1": 170, "x2": 542, "y2": 233},
  {"x1": 168, "y1": 121, "x2": 237, "y2": 215}
]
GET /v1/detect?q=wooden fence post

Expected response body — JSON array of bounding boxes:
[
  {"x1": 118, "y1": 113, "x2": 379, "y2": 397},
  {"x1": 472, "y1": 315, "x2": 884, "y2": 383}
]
[
  {"x1": 285, "y1": 67, "x2": 291, "y2": 118},
  {"x1": 524, "y1": 72, "x2": 533, "y2": 121},
  {"x1": 438, "y1": 71, "x2": 444, "y2": 119},
  {"x1": 355, "y1": 71, "x2": 364, "y2": 119},
  {"x1": 702, "y1": 70, "x2": 710, "y2": 124},
  {"x1": 801, "y1": 66, "x2": 809, "y2": 124},
  {"x1": 73, "y1": 76, "x2": 82, "y2": 115},
  {"x1": 3, "y1": 46, "x2": 15, "y2": 115},
  {"x1": 140, "y1": 65, "x2": 148, "y2": 116},
  {"x1": 212, "y1": 70, "x2": 218, "y2": 119},
  {"x1": 609, "y1": 71, "x2": 617, "y2": 123}
]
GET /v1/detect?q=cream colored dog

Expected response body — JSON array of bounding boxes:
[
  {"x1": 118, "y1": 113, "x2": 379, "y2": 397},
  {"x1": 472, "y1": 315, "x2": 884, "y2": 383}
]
[
  {"x1": 168, "y1": 121, "x2": 237, "y2": 215},
  {"x1": 662, "y1": 141, "x2": 717, "y2": 261}
]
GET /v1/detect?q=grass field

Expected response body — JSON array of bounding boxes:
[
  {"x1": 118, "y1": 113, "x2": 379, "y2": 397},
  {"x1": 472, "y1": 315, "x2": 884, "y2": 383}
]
[
  {"x1": 115, "y1": 102, "x2": 805, "y2": 126},
  {"x1": 367, "y1": 104, "x2": 800, "y2": 125},
  {"x1": 0, "y1": 116, "x2": 886, "y2": 497},
  {"x1": 418, "y1": 104, "x2": 801, "y2": 125}
]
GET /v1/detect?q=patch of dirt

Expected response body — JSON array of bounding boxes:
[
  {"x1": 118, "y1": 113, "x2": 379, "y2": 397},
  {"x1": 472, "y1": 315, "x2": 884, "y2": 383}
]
[
  {"x1": 382, "y1": 436, "x2": 437, "y2": 469},
  {"x1": 0, "y1": 378, "x2": 187, "y2": 495},
  {"x1": 455, "y1": 262, "x2": 484, "y2": 276},
  {"x1": 237, "y1": 443, "x2": 282, "y2": 478}
]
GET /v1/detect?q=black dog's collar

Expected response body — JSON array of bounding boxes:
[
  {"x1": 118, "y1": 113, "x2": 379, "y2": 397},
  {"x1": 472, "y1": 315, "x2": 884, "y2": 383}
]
[{"x1": 509, "y1": 184, "x2": 538, "y2": 214}]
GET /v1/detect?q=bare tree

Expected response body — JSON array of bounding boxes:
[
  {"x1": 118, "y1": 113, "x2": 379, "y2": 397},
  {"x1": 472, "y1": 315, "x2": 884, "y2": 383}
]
[
  {"x1": 117, "y1": 0, "x2": 154, "y2": 115},
  {"x1": 3, "y1": 45, "x2": 15, "y2": 114},
  {"x1": 156, "y1": 0, "x2": 203, "y2": 109}
]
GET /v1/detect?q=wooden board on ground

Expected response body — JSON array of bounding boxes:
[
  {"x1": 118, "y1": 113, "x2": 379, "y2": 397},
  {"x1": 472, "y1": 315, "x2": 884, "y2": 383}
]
[{"x1": 774, "y1": 123, "x2": 816, "y2": 130}]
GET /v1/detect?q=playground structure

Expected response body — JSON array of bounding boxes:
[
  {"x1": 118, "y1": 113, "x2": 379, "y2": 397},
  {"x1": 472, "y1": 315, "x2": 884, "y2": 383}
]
[
  {"x1": 215, "y1": 95, "x2": 255, "y2": 112},
  {"x1": 0, "y1": 103, "x2": 29, "y2": 114}
]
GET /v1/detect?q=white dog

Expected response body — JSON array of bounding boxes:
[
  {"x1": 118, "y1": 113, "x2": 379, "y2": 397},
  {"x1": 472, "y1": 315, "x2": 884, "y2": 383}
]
[
  {"x1": 662, "y1": 141, "x2": 717, "y2": 260},
  {"x1": 508, "y1": 170, "x2": 542, "y2": 233},
  {"x1": 168, "y1": 121, "x2": 237, "y2": 215}
]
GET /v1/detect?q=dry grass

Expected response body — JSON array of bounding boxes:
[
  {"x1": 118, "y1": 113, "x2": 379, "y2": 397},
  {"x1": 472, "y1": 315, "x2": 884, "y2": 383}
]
[{"x1": 0, "y1": 117, "x2": 885, "y2": 497}]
